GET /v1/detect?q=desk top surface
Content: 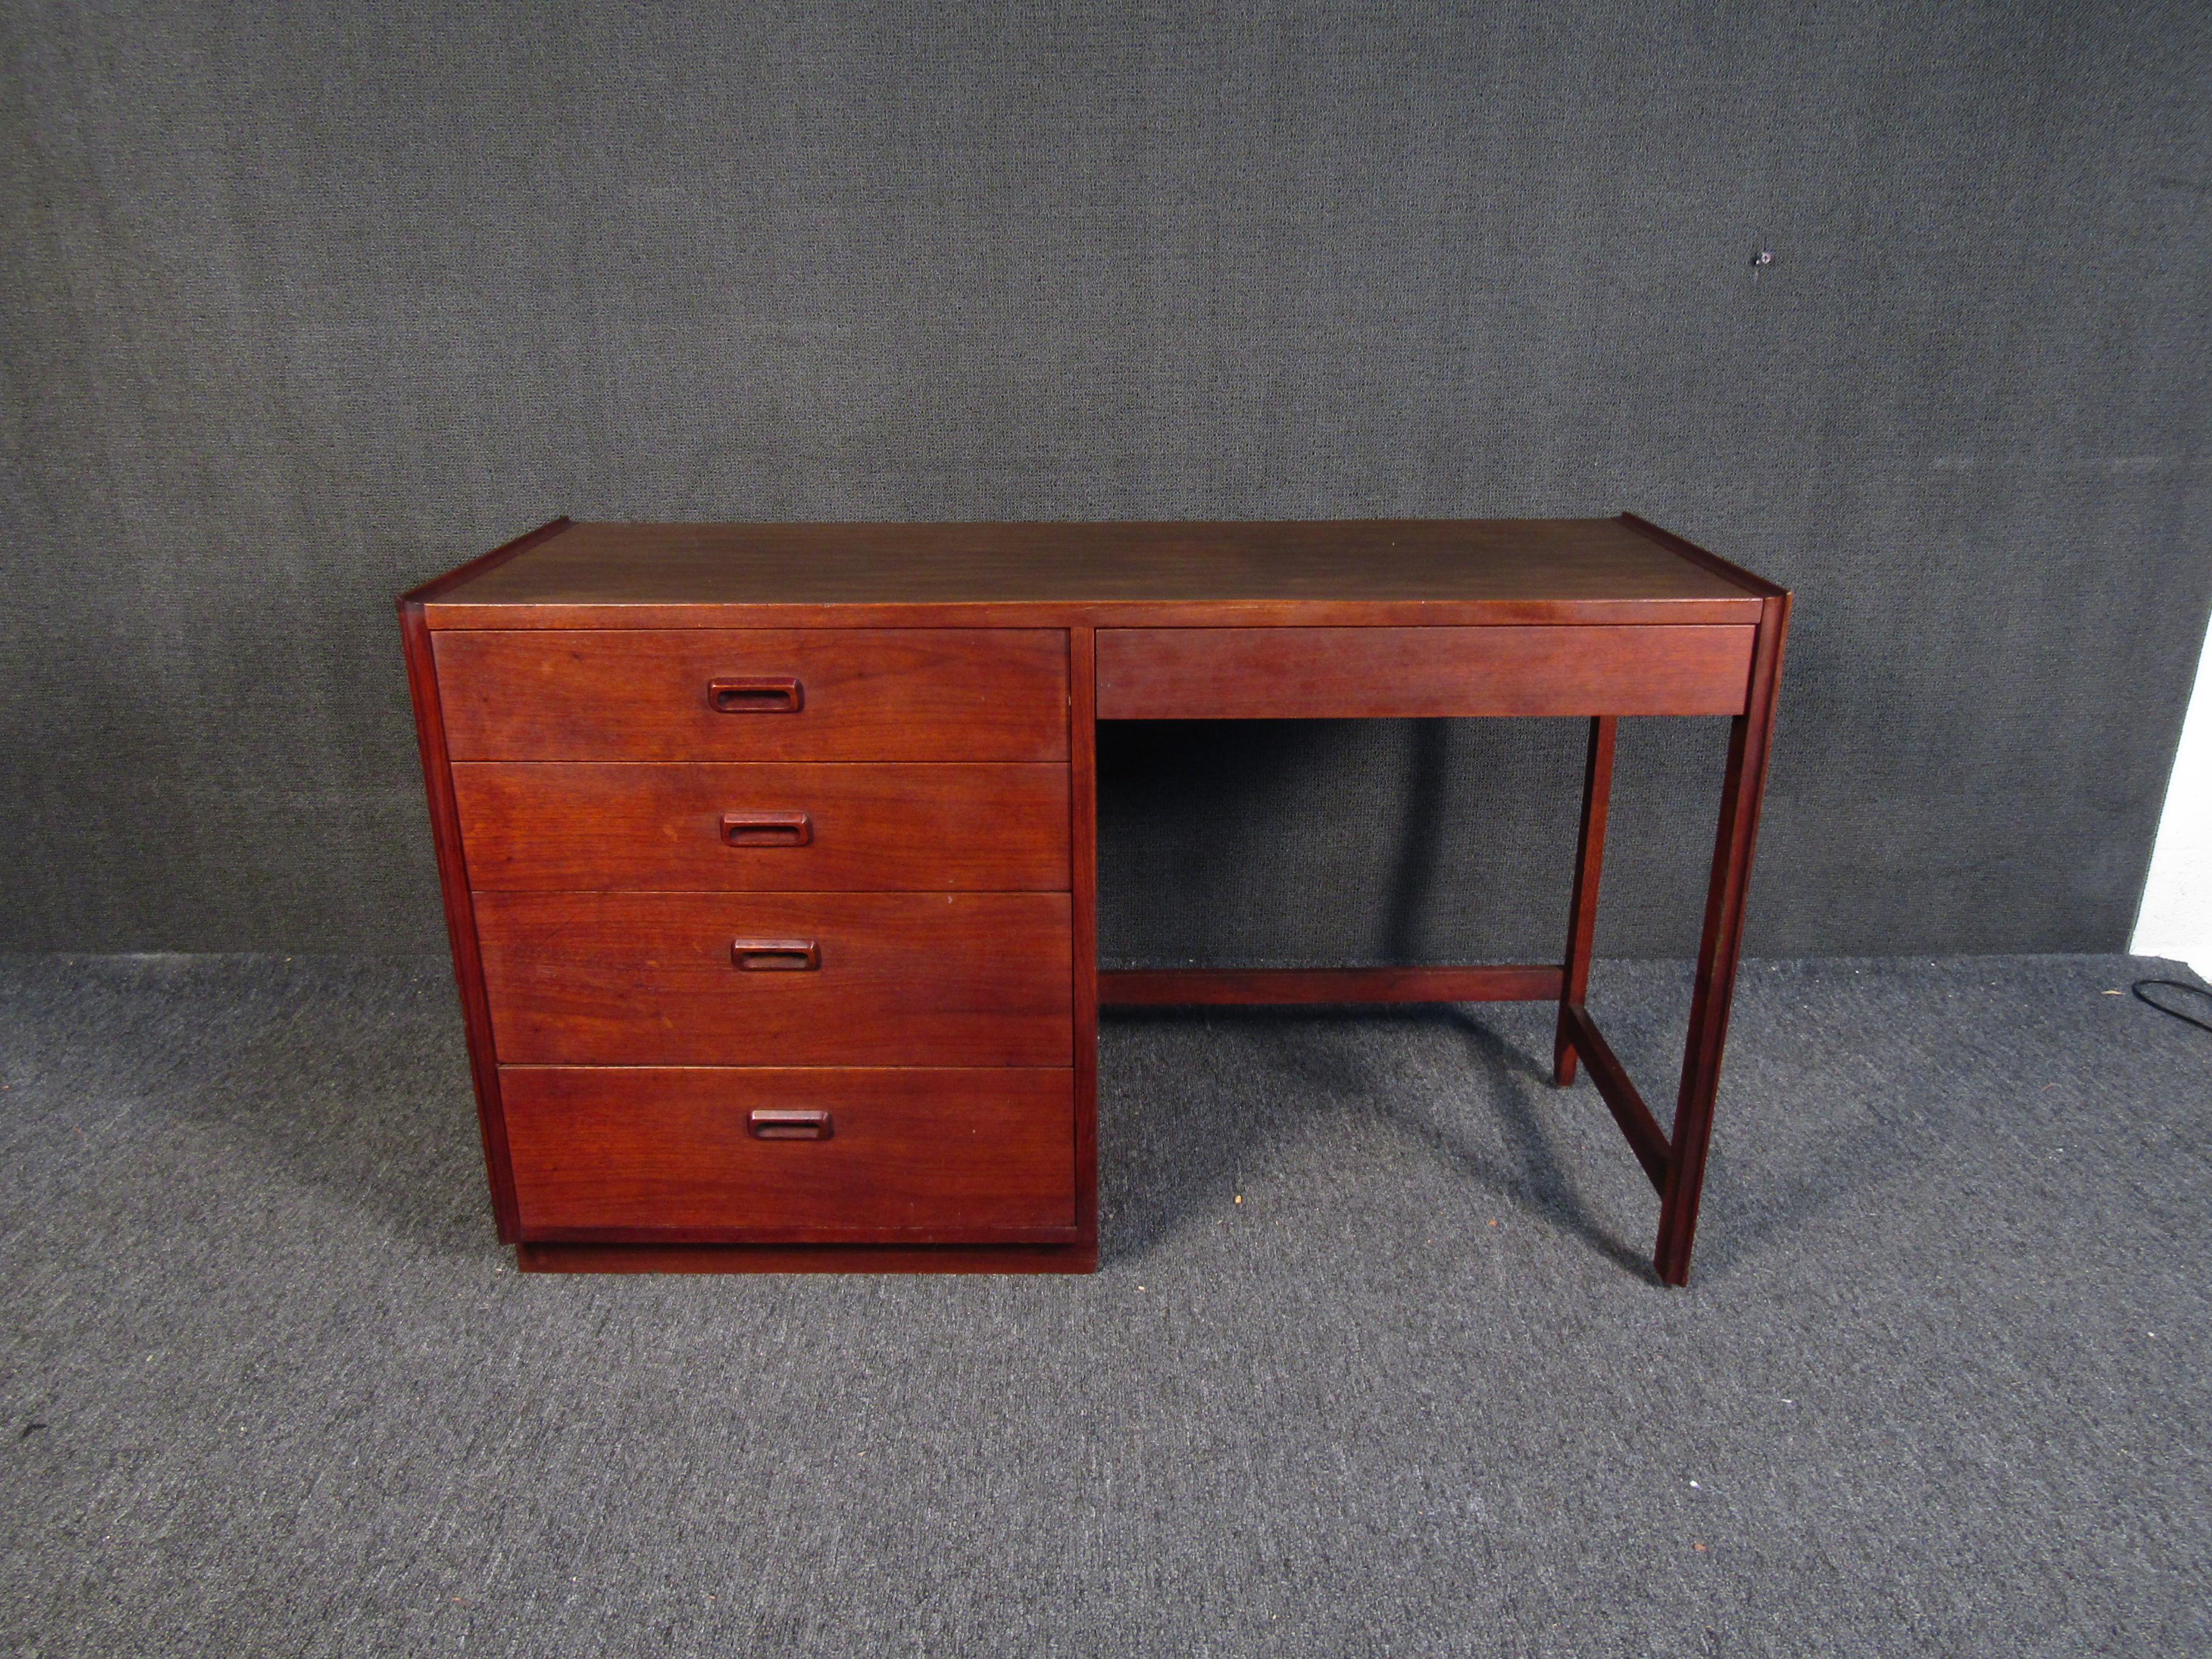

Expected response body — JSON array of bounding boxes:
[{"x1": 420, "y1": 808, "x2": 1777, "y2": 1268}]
[{"x1": 415, "y1": 517, "x2": 1780, "y2": 628}]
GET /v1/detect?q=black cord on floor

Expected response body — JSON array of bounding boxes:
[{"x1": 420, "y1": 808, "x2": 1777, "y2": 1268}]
[{"x1": 2132, "y1": 978, "x2": 2212, "y2": 1035}]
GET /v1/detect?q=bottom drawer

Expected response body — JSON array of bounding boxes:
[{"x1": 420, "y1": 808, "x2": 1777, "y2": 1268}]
[{"x1": 501, "y1": 1067, "x2": 1076, "y2": 1242}]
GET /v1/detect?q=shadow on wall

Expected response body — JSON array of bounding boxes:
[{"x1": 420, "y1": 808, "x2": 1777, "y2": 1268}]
[
  {"x1": 1096, "y1": 717, "x2": 1607, "y2": 968},
  {"x1": 1386, "y1": 720, "x2": 1453, "y2": 962}
]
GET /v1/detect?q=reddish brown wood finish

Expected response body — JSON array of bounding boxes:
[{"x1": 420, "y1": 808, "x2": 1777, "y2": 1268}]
[
  {"x1": 401, "y1": 516, "x2": 574, "y2": 606},
  {"x1": 453, "y1": 600, "x2": 1763, "y2": 631},
  {"x1": 418, "y1": 518, "x2": 1765, "y2": 631},
  {"x1": 1558, "y1": 1001, "x2": 1671, "y2": 1193},
  {"x1": 515, "y1": 1241, "x2": 1098, "y2": 1273},
  {"x1": 1094, "y1": 626, "x2": 1756, "y2": 720},
  {"x1": 1099, "y1": 965, "x2": 1565, "y2": 1006},
  {"x1": 434, "y1": 628, "x2": 1070, "y2": 762},
  {"x1": 1068, "y1": 628, "x2": 1101, "y2": 1262},
  {"x1": 501, "y1": 1067, "x2": 1076, "y2": 1241},
  {"x1": 451, "y1": 762, "x2": 1071, "y2": 893},
  {"x1": 395, "y1": 517, "x2": 580, "y2": 1244},
  {"x1": 474, "y1": 890, "x2": 1074, "y2": 1067},
  {"x1": 1653, "y1": 591, "x2": 1791, "y2": 1285},
  {"x1": 1553, "y1": 717, "x2": 1617, "y2": 1084},
  {"x1": 1617, "y1": 514, "x2": 1790, "y2": 598},
  {"x1": 406, "y1": 515, "x2": 1788, "y2": 1284}
]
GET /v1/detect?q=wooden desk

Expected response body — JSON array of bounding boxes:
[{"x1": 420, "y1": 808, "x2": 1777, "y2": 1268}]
[{"x1": 401, "y1": 517, "x2": 1789, "y2": 1287}]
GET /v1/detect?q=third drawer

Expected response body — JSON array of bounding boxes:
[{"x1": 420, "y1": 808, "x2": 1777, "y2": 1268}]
[
  {"x1": 475, "y1": 890, "x2": 1074, "y2": 1067},
  {"x1": 453, "y1": 762, "x2": 1071, "y2": 892}
]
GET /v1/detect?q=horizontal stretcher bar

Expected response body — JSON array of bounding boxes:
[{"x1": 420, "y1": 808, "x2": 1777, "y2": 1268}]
[{"x1": 1098, "y1": 965, "x2": 1566, "y2": 1007}]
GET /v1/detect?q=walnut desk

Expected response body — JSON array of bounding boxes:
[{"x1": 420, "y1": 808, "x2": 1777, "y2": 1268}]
[{"x1": 401, "y1": 518, "x2": 1789, "y2": 1287}]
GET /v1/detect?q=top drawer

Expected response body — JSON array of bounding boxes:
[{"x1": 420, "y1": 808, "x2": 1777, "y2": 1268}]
[{"x1": 434, "y1": 629, "x2": 1070, "y2": 761}]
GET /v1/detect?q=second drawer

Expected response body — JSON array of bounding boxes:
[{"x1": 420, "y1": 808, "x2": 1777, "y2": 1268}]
[
  {"x1": 453, "y1": 762, "x2": 1071, "y2": 892},
  {"x1": 475, "y1": 890, "x2": 1074, "y2": 1067}
]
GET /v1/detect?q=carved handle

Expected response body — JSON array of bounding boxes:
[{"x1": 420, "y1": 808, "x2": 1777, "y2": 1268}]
[
  {"x1": 720, "y1": 811, "x2": 813, "y2": 848},
  {"x1": 709, "y1": 676, "x2": 803, "y2": 714},
  {"x1": 730, "y1": 938, "x2": 820, "y2": 972},
  {"x1": 749, "y1": 1109, "x2": 831, "y2": 1141}
]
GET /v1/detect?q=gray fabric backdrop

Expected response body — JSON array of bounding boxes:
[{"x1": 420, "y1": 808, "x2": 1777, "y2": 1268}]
[{"x1": 4, "y1": 1, "x2": 2208, "y2": 961}]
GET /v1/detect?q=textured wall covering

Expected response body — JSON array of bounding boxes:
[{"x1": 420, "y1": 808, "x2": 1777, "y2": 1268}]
[{"x1": 3, "y1": 1, "x2": 2208, "y2": 959}]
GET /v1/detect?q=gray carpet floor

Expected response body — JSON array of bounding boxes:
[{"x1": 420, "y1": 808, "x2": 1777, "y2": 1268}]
[{"x1": 0, "y1": 953, "x2": 2206, "y2": 1657}]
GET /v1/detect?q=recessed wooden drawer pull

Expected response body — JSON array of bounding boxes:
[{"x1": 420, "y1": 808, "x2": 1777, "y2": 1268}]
[
  {"x1": 709, "y1": 676, "x2": 803, "y2": 714},
  {"x1": 730, "y1": 938, "x2": 820, "y2": 971},
  {"x1": 748, "y1": 1108, "x2": 832, "y2": 1141},
  {"x1": 720, "y1": 811, "x2": 813, "y2": 848}
]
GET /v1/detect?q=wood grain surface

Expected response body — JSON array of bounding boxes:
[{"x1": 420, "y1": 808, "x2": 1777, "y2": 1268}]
[
  {"x1": 514, "y1": 1241, "x2": 1098, "y2": 1273},
  {"x1": 474, "y1": 890, "x2": 1073, "y2": 1067},
  {"x1": 452, "y1": 762, "x2": 1071, "y2": 892},
  {"x1": 502, "y1": 1066, "x2": 1076, "y2": 1241},
  {"x1": 402, "y1": 515, "x2": 1791, "y2": 1281},
  {"x1": 420, "y1": 517, "x2": 1767, "y2": 629},
  {"x1": 1094, "y1": 625, "x2": 1757, "y2": 719},
  {"x1": 1099, "y1": 965, "x2": 1564, "y2": 1005},
  {"x1": 434, "y1": 628, "x2": 1070, "y2": 760}
]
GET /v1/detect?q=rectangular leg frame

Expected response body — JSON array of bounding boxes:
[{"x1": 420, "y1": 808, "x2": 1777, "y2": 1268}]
[{"x1": 1101, "y1": 595, "x2": 1790, "y2": 1286}]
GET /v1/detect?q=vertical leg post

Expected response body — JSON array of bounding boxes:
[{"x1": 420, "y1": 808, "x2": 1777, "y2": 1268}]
[
  {"x1": 1654, "y1": 594, "x2": 1791, "y2": 1286},
  {"x1": 1554, "y1": 716, "x2": 1618, "y2": 1084}
]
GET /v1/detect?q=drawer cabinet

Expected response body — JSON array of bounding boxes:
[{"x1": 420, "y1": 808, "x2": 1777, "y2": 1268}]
[
  {"x1": 409, "y1": 515, "x2": 1788, "y2": 1287},
  {"x1": 401, "y1": 546, "x2": 1087, "y2": 1269}
]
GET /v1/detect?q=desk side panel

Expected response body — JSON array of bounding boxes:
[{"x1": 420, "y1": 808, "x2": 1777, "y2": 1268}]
[{"x1": 398, "y1": 598, "x2": 521, "y2": 1241}]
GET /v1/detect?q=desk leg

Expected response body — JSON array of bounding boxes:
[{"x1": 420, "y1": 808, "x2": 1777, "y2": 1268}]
[
  {"x1": 1654, "y1": 594, "x2": 1790, "y2": 1286},
  {"x1": 1554, "y1": 716, "x2": 1617, "y2": 1085}
]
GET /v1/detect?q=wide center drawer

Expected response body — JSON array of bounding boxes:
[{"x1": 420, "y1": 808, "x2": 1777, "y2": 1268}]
[
  {"x1": 1094, "y1": 625, "x2": 1757, "y2": 718},
  {"x1": 474, "y1": 891, "x2": 1074, "y2": 1067},
  {"x1": 434, "y1": 628, "x2": 1070, "y2": 761},
  {"x1": 501, "y1": 1067, "x2": 1076, "y2": 1241},
  {"x1": 452, "y1": 762, "x2": 1071, "y2": 892}
]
